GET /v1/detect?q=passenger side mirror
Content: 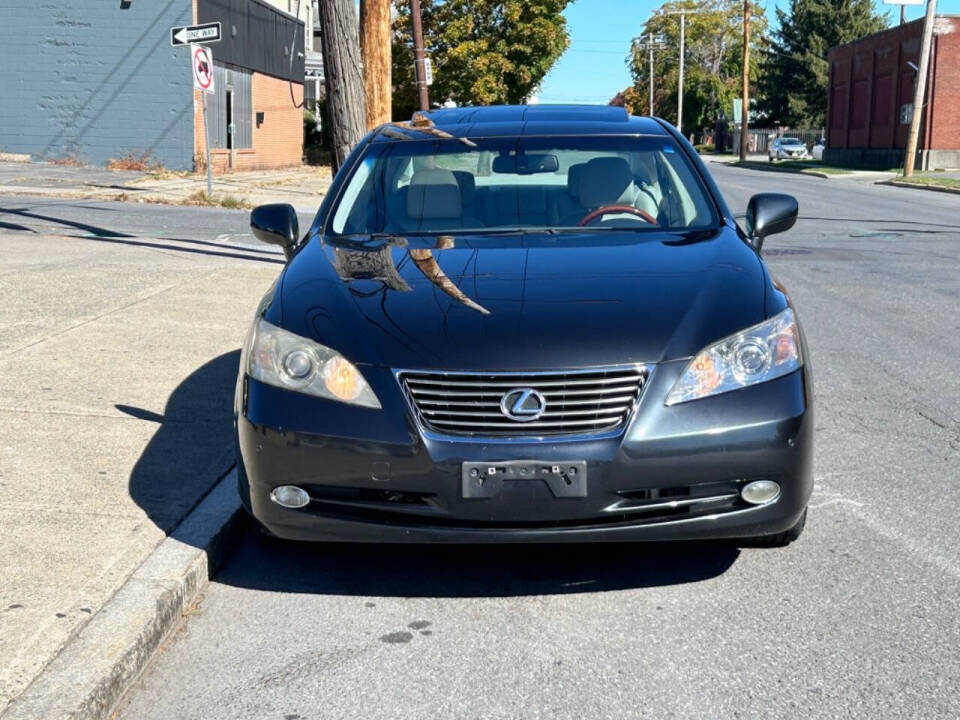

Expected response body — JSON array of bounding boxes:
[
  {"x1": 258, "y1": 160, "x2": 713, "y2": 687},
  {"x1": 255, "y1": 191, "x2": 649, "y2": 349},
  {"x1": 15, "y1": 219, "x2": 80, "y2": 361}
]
[
  {"x1": 251, "y1": 203, "x2": 299, "y2": 261},
  {"x1": 745, "y1": 193, "x2": 798, "y2": 251}
]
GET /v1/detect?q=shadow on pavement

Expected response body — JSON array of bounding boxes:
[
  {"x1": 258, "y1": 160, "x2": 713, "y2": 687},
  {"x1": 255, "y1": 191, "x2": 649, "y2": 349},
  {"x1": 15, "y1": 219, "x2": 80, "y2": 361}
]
[
  {"x1": 123, "y1": 350, "x2": 240, "y2": 538},
  {"x1": 124, "y1": 350, "x2": 740, "y2": 593},
  {"x1": 214, "y1": 527, "x2": 740, "y2": 597}
]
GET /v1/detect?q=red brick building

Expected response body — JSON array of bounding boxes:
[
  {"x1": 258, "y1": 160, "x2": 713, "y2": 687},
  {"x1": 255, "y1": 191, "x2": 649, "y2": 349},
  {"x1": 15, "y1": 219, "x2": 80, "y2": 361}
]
[
  {"x1": 826, "y1": 16, "x2": 960, "y2": 170},
  {"x1": 192, "y1": 0, "x2": 306, "y2": 173}
]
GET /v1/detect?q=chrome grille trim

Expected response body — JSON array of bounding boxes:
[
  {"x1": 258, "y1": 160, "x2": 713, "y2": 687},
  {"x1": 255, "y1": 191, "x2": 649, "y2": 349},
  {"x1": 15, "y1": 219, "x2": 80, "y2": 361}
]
[{"x1": 395, "y1": 365, "x2": 650, "y2": 442}]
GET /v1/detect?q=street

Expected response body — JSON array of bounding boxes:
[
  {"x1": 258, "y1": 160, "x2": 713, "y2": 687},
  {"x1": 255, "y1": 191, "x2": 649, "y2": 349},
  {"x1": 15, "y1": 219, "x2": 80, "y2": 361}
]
[{"x1": 103, "y1": 165, "x2": 960, "y2": 719}]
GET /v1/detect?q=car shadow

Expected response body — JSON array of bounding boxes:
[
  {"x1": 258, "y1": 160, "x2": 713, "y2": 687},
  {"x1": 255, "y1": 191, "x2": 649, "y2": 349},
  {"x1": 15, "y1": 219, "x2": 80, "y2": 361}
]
[
  {"x1": 123, "y1": 351, "x2": 741, "y2": 595},
  {"x1": 123, "y1": 350, "x2": 240, "y2": 537},
  {"x1": 214, "y1": 526, "x2": 740, "y2": 598}
]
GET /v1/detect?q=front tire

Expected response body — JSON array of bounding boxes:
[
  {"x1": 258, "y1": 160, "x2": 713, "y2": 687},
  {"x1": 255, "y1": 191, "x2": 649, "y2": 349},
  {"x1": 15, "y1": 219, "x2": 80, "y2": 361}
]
[{"x1": 742, "y1": 509, "x2": 806, "y2": 547}]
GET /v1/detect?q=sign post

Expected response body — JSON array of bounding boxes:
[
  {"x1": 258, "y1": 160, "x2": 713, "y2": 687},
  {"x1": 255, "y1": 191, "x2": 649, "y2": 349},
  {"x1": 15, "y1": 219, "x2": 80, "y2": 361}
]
[
  {"x1": 192, "y1": 44, "x2": 216, "y2": 196},
  {"x1": 170, "y1": 22, "x2": 222, "y2": 47}
]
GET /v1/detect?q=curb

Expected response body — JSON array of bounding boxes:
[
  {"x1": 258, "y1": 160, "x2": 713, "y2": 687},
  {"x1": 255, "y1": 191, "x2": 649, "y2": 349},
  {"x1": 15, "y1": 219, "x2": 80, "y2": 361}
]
[
  {"x1": 723, "y1": 161, "x2": 831, "y2": 179},
  {"x1": 878, "y1": 179, "x2": 960, "y2": 196},
  {"x1": 0, "y1": 469, "x2": 244, "y2": 720}
]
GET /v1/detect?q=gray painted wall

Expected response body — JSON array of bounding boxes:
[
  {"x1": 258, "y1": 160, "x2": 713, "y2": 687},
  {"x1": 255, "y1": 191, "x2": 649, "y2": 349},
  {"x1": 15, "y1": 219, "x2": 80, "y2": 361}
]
[{"x1": 0, "y1": 0, "x2": 197, "y2": 170}]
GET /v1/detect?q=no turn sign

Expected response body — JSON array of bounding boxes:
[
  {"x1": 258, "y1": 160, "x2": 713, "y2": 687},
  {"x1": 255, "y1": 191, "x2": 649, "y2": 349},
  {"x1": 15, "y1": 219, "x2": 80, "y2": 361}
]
[{"x1": 192, "y1": 45, "x2": 214, "y2": 94}]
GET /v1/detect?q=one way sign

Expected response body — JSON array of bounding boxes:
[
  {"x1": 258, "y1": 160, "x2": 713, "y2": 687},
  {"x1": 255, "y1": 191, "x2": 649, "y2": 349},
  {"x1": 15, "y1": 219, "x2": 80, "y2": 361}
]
[{"x1": 170, "y1": 22, "x2": 221, "y2": 47}]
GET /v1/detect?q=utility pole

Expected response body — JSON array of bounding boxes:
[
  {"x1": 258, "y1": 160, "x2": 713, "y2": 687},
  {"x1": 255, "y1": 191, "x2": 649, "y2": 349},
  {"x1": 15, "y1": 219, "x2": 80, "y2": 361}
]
[
  {"x1": 661, "y1": 9, "x2": 695, "y2": 135},
  {"x1": 638, "y1": 33, "x2": 664, "y2": 116},
  {"x1": 678, "y1": 13, "x2": 685, "y2": 134},
  {"x1": 739, "y1": 0, "x2": 750, "y2": 162},
  {"x1": 649, "y1": 35, "x2": 655, "y2": 116},
  {"x1": 410, "y1": 0, "x2": 430, "y2": 111},
  {"x1": 317, "y1": 0, "x2": 366, "y2": 172},
  {"x1": 904, "y1": 0, "x2": 937, "y2": 177},
  {"x1": 360, "y1": 0, "x2": 391, "y2": 128}
]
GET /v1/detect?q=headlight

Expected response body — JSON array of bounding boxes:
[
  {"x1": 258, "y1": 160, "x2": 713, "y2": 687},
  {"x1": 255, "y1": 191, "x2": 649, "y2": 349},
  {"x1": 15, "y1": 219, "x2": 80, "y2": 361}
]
[
  {"x1": 665, "y1": 307, "x2": 802, "y2": 405},
  {"x1": 246, "y1": 319, "x2": 381, "y2": 409}
]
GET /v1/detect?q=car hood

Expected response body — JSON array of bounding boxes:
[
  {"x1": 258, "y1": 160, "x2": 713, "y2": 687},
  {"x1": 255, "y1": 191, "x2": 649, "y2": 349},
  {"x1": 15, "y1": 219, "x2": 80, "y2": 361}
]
[{"x1": 276, "y1": 227, "x2": 768, "y2": 370}]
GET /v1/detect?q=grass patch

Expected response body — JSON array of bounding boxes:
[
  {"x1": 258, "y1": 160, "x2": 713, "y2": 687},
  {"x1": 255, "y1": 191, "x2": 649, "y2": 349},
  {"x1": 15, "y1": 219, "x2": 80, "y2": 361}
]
[
  {"x1": 51, "y1": 153, "x2": 83, "y2": 167},
  {"x1": 728, "y1": 159, "x2": 898, "y2": 176},
  {"x1": 183, "y1": 190, "x2": 251, "y2": 209},
  {"x1": 106, "y1": 151, "x2": 164, "y2": 172},
  {"x1": 894, "y1": 174, "x2": 960, "y2": 190}
]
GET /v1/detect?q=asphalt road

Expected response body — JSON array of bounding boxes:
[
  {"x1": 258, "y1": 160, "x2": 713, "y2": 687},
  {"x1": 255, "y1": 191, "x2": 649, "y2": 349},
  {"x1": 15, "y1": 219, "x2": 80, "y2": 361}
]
[
  {"x1": 113, "y1": 167, "x2": 960, "y2": 720},
  {"x1": 0, "y1": 195, "x2": 315, "y2": 255}
]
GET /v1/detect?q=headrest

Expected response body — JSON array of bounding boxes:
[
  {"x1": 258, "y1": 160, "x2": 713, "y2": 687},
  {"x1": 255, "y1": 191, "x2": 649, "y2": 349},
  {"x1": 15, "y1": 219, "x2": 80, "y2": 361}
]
[
  {"x1": 452, "y1": 171, "x2": 476, "y2": 206},
  {"x1": 567, "y1": 163, "x2": 586, "y2": 199},
  {"x1": 407, "y1": 169, "x2": 462, "y2": 220},
  {"x1": 578, "y1": 157, "x2": 637, "y2": 208},
  {"x1": 633, "y1": 154, "x2": 658, "y2": 186}
]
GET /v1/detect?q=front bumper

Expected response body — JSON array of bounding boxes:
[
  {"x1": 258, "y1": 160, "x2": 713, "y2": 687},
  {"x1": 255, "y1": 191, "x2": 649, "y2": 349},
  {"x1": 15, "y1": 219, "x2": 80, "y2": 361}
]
[{"x1": 236, "y1": 361, "x2": 813, "y2": 543}]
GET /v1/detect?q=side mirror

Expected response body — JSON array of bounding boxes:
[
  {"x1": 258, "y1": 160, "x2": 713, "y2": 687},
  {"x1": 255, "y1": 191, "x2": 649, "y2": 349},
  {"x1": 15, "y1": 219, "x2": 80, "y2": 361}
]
[
  {"x1": 251, "y1": 203, "x2": 299, "y2": 261},
  {"x1": 745, "y1": 193, "x2": 798, "y2": 251}
]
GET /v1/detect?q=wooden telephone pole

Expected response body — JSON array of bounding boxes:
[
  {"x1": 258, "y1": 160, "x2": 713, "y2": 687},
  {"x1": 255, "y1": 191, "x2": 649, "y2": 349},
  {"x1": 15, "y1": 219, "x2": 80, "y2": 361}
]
[
  {"x1": 410, "y1": 0, "x2": 430, "y2": 111},
  {"x1": 360, "y1": 0, "x2": 391, "y2": 128},
  {"x1": 317, "y1": 0, "x2": 366, "y2": 171},
  {"x1": 739, "y1": 0, "x2": 750, "y2": 162},
  {"x1": 904, "y1": 0, "x2": 938, "y2": 177}
]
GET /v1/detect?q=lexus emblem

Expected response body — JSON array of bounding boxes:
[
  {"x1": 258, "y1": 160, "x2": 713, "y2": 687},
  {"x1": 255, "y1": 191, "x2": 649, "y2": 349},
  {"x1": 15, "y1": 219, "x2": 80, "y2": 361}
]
[{"x1": 500, "y1": 387, "x2": 547, "y2": 422}]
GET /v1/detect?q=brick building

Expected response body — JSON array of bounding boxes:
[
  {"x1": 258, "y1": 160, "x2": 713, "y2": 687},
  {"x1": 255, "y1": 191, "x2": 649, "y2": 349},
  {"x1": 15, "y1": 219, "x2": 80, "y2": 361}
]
[
  {"x1": 826, "y1": 16, "x2": 960, "y2": 170},
  {"x1": 0, "y1": 0, "x2": 309, "y2": 173}
]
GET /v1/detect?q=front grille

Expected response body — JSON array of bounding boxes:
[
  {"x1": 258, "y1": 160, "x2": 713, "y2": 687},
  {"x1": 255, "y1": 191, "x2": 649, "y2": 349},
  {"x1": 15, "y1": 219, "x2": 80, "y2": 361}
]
[{"x1": 397, "y1": 366, "x2": 648, "y2": 438}]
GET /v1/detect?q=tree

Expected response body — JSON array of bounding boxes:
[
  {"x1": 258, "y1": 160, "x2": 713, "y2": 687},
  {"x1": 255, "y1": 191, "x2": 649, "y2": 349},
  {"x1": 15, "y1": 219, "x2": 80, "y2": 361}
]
[
  {"x1": 318, "y1": 0, "x2": 366, "y2": 171},
  {"x1": 626, "y1": 0, "x2": 768, "y2": 133},
  {"x1": 391, "y1": 0, "x2": 572, "y2": 120},
  {"x1": 757, "y1": 0, "x2": 887, "y2": 127}
]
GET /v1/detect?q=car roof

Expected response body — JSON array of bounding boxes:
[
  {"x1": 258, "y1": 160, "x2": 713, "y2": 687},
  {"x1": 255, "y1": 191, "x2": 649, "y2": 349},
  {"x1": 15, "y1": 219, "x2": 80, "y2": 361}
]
[{"x1": 371, "y1": 105, "x2": 670, "y2": 142}]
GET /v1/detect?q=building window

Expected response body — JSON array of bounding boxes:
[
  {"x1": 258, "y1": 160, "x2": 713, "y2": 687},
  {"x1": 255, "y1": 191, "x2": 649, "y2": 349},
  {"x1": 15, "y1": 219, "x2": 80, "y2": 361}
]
[{"x1": 208, "y1": 63, "x2": 253, "y2": 150}]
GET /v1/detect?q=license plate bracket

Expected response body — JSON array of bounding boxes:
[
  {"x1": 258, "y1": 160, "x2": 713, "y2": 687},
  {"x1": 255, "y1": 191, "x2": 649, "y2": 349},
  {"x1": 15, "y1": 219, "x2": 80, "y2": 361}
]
[{"x1": 461, "y1": 461, "x2": 587, "y2": 499}]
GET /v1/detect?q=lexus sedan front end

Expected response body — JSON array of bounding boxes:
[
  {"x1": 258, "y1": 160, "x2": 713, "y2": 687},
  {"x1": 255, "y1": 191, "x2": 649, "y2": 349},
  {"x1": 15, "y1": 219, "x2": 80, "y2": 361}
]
[{"x1": 235, "y1": 105, "x2": 813, "y2": 546}]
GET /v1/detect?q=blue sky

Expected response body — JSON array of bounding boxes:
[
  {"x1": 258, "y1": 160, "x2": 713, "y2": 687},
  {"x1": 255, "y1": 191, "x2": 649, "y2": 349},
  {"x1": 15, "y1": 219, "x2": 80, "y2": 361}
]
[{"x1": 536, "y1": 0, "x2": 953, "y2": 105}]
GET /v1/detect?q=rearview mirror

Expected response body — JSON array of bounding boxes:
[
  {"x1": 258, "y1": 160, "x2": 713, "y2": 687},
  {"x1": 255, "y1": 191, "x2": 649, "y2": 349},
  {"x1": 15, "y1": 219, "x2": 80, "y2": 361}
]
[
  {"x1": 251, "y1": 203, "x2": 299, "y2": 261},
  {"x1": 492, "y1": 153, "x2": 559, "y2": 175},
  {"x1": 745, "y1": 193, "x2": 798, "y2": 251}
]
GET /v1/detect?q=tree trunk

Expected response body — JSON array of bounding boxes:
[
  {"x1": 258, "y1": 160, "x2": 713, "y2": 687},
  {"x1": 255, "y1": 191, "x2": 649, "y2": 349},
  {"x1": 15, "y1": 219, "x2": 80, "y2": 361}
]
[
  {"x1": 318, "y1": 0, "x2": 366, "y2": 172},
  {"x1": 360, "y1": 0, "x2": 392, "y2": 128}
]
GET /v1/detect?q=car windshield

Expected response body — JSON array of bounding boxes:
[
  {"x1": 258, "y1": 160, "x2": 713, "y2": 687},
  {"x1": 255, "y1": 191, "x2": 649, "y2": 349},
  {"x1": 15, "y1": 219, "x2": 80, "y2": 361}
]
[
  {"x1": 327, "y1": 135, "x2": 718, "y2": 236},
  {"x1": 781, "y1": 137, "x2": 802, "y2": 144}
]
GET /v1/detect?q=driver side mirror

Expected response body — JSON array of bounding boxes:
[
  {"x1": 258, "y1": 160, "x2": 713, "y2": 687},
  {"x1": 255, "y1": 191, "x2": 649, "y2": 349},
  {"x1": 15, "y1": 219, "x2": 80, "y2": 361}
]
[
  {"x1": 251, "y1": 203, "x2": 299, "y2": 261},
  {"x1": 745, "y1": 193, "x2": 798, "y2": 251}
]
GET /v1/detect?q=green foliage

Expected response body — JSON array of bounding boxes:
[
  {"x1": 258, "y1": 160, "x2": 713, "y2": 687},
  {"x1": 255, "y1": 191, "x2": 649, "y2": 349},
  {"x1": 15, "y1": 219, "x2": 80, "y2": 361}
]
[
  {"x1": 392, "y1": 0, "x2": 572, "y2": 120},
  {"x1": 626, "y1": 0, "x2": 768, "y2": 133},
  {"x1": 757, "y1": 0, "x2": 888, "y2": 126}
]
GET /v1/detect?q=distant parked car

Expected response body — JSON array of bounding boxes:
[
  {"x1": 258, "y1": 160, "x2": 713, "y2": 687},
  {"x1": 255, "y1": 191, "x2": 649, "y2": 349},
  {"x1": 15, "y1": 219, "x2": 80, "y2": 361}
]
[
  {"x1": 812, "y1": 138, "x2": 825, "y2": 161},
  {"x1": 769, "y1": 137, "x2": 809, "y2": 161}
]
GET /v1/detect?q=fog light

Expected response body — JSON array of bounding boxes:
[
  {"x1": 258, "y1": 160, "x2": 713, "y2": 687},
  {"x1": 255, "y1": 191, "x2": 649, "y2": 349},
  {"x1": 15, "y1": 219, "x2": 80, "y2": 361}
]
[
  {"x1": 741, "y1": 480, "x2": 780, "y2": 505},
  {"x1": 270, "y1": 485, "x2": 310, "y2": 509}
]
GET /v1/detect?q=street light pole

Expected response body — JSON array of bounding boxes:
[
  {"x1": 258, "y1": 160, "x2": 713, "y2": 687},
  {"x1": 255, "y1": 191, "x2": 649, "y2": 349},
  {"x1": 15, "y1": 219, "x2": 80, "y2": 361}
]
[
  {"x1": 649, "y1": 34, "x2": 655, "y2": 116},
  {"x1": 661, "y1": 9, "x2": 695, "y2": 134},
  {"x1": 904, "y1": 0, "x2": 937, "y2": 177},
  {"x1": 739, "y1": 0, "x2": 750, "y2": 162},
  {"x1": 410, "y1": 0, "x2": 430, "y2": 111},
  {"x1": 677, "y1": 13, "x2": 685, "y2": 134}
]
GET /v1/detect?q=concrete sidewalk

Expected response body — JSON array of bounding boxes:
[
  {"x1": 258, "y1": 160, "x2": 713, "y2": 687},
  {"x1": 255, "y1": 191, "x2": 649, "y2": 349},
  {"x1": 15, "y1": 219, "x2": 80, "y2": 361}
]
[
  {"x1": 0, "y1": 161, "x2": 332, "y2": 214},
  {"x1": 0, "y1": 200, "x2": 281, "y2": 712}
]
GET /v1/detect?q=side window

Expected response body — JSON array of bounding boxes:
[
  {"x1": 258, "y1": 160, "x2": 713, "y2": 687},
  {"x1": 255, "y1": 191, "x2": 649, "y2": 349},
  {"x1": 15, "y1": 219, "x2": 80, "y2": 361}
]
[{"x1": 332, "y1": 158, "x2": 375, "y2": 234}]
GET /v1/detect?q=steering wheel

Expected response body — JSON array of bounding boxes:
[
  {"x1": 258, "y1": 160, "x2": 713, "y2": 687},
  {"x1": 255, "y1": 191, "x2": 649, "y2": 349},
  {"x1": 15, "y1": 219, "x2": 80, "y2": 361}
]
[{"x1": 578, "y1": 204, "x2": 658, "y2": 227}]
